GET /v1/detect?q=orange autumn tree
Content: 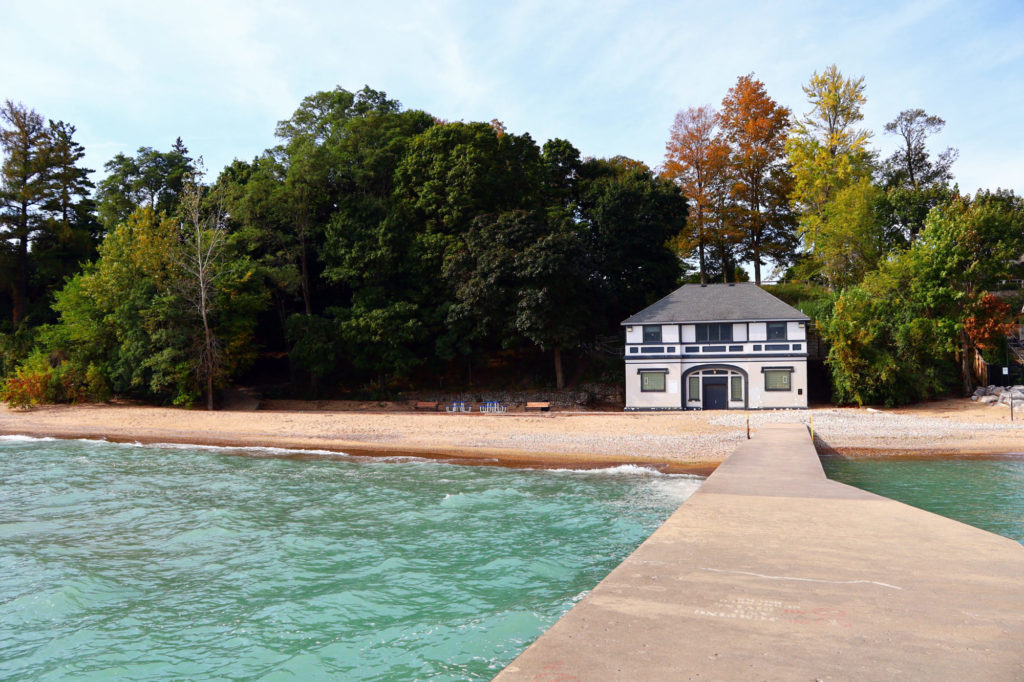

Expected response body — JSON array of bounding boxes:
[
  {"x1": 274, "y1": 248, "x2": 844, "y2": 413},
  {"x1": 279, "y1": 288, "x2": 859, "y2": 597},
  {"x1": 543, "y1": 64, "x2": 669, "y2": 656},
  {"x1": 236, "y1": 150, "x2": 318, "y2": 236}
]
[
  {"x1": 965, "y1": 293, "x2": 1017, "y2": 352},
  {"x1": 719, "y1": 74, "x2": 797, "y2": 284},
  {"x1": 662, "y1": 106, "x2": 734, "y2": 283}
]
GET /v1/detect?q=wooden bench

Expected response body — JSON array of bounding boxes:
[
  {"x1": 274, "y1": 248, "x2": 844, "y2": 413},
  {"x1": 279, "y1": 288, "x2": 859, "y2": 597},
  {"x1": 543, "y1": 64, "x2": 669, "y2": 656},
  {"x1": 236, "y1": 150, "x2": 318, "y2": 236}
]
[
  {"x1": 525, "y1": 401, "x2": 550, "y2": 412},
  {"x1": 413, "y1": 401, "x2": 439, "y2": 411}
]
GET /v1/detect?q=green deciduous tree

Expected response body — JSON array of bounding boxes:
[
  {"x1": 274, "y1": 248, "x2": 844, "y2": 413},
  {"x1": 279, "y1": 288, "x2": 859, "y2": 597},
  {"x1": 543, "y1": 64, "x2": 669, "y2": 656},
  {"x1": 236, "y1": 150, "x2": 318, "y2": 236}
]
[
  {"x1": 822, "y1": 190, "x2": 1024, "y2": 405},
  {"x1": 96, "y1": 139, "x2": 194, "y2": 229},
  {"x1": 786, "y1": 66, "x2": 877, "y2": 287},
  {"x1": 882, "y1": 109, "x2": 957, "y2": 192},
  {"x1": 880, "y1": 109, "x2": 958, "y2": 242}
]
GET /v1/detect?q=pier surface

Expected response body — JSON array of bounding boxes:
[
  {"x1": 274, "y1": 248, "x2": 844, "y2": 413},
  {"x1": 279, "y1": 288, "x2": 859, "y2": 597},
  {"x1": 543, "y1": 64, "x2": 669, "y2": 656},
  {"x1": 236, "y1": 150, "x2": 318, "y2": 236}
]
[{"x1": 496, "y1": 423, "x2": 1024, "y2": 680}]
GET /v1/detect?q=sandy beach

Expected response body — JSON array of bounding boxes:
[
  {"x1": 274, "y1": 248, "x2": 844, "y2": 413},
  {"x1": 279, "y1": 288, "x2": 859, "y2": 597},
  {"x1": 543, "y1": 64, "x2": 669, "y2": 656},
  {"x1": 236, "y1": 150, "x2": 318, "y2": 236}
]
[{"x1": 2, "y1": 397, "x2": 1021, "y2": 474}]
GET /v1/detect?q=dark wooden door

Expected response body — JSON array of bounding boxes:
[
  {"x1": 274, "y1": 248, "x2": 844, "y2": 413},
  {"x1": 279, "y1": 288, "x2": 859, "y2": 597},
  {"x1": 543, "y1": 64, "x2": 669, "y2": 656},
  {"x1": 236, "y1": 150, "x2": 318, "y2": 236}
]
[{"x1": 702, "y1": 378, "x2": 728, "y2": 410}]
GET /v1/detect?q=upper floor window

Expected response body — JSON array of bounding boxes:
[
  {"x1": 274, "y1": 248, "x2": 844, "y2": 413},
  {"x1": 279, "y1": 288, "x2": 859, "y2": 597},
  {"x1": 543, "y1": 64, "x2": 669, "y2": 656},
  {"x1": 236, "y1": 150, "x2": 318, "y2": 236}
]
[
  {"x1": 696, "y1": 323, "x2": 733, "y2": 343},
  {"x1": 643, "y1": 325, "x2": 662, "y2": 343},
  {"x1": 767, "y1": 322, "x2": 787, "y2": 340}
]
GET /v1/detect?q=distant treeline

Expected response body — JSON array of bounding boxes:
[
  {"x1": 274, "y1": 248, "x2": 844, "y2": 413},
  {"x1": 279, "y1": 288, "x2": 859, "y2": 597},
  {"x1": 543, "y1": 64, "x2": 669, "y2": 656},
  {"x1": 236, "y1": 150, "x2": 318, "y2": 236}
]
[
  {"x1": 2, "y1": 65, "x2": 1023, "y2": 409},
  {"x1": 0, "y1": 88, "x2": 685, "y2": 407}
]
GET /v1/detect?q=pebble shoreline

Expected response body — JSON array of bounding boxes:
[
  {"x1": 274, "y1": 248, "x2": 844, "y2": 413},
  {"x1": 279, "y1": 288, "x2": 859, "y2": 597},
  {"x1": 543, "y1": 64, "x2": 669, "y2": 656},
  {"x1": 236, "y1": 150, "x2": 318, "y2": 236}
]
[{"x1": 2, "y1": 401, "x2": 1022, "y2": 470}]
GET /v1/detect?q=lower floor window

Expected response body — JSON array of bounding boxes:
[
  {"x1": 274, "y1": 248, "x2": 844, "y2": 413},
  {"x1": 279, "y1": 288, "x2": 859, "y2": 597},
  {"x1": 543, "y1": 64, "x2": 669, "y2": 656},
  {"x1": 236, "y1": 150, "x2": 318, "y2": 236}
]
[
  {"x1": 641, "y1": 371, "x2": 667, "y2": 392},
  {"x1": 687, "y1": 375, "x2": 700, "y2": 402},
  {"x1": 730, "y1": 375, "x2": 743, "y2": 401},
  {"x1": 764, "y1": 368, "x2": 792, "y2": 391}
]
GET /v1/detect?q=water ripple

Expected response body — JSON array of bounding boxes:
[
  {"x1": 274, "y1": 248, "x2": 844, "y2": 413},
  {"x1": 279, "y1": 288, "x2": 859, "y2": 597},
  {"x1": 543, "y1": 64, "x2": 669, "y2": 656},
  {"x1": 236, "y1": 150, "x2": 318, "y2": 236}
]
[{"x1": 0, "y1": 438, "x2": 701, "y2": 680}]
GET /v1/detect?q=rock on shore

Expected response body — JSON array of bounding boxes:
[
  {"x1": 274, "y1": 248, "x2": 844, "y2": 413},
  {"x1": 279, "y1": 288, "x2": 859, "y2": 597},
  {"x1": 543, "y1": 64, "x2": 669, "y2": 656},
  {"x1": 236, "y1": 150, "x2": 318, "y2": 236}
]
[{"x1": 973, "y1": 385, "x2": 1024, "y2": 408}]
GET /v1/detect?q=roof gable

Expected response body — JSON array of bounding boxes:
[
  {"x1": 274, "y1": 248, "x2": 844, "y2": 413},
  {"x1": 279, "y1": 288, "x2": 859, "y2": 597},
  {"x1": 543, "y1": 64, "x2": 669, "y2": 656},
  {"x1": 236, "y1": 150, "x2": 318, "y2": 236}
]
[{"x1": 622, "y1": 283, "x2": 810, "y2": 325}]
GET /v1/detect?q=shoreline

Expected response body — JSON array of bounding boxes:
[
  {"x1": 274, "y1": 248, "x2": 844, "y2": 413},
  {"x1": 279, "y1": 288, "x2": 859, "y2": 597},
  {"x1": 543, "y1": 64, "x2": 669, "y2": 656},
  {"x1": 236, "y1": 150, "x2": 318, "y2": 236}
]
[
  {"x1": 0, "y1": 426, "x2": 719, "y2": 476},
  {"x1": 1, "y1": 399, "x2": 1022, "y2": 475}
]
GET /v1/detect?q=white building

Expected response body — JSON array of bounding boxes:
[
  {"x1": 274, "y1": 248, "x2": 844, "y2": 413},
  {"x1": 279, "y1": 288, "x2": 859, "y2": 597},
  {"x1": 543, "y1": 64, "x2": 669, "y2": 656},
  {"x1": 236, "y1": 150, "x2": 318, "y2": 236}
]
[{"x1": 622, "y1": 283, "x2": 810, "y2": 410}]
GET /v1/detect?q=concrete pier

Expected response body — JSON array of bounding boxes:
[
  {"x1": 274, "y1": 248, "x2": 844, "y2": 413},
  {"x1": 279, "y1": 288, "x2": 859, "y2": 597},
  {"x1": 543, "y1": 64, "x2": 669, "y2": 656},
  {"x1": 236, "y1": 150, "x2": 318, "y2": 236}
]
[{"x1": 496, "y1": 423, "x2": 1024, "y2": 680}]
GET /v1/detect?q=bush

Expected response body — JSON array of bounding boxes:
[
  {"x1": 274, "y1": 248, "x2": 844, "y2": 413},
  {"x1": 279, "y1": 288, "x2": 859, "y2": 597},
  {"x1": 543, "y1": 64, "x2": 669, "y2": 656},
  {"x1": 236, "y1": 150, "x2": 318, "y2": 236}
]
[{"x1": 0, "y1": 352, "x2": 103, "y2": 408}]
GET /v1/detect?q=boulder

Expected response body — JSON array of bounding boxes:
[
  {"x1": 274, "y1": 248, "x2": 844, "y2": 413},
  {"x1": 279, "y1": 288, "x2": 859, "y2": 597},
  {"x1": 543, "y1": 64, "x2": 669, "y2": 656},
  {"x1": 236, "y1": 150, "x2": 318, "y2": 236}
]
[{"x1": 980, "y1": 395, "x2": 1000, "y2": 405}]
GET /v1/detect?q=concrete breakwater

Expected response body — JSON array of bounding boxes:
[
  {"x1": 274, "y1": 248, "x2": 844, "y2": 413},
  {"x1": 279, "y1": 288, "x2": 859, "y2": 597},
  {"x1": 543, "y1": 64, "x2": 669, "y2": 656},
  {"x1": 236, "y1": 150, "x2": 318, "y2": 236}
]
[{"x1": 496, "y1": 423, "x2": 1024, "y2": 680}]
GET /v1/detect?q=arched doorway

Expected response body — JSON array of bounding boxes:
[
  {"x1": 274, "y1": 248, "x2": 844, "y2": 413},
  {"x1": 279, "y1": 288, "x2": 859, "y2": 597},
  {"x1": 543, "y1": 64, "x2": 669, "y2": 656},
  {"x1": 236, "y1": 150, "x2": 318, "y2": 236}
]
[{"x1": 683, "y1": 365, "x2": 747, "y2": 410}]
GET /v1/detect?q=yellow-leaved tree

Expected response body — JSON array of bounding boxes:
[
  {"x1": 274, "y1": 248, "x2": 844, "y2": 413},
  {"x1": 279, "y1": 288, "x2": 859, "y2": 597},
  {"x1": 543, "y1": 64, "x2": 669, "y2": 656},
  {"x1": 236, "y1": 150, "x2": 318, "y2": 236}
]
[{"x1": 786, "y1": 65, "x2": 877, "y2": 288}]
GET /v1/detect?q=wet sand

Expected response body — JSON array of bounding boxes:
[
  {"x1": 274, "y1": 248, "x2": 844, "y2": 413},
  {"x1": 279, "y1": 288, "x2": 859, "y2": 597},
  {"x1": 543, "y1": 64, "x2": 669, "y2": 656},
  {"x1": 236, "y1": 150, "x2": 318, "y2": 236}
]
[{"x1": 2, "y1": 397, "x2": 1021, "y2": 474}]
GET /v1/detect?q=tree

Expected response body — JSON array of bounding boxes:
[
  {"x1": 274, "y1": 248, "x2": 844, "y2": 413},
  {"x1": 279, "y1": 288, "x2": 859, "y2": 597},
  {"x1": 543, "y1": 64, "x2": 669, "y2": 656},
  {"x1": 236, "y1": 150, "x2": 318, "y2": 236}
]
[
  {"x1": 882, "y1": 109, "x2": 957, "y2": 191},
  {"x1": 96, "y1": 139, "x2": 194, "y2": 229},
  {"x1": 273, "y1": 86, "x2": 404, "y2": 318},
  {"x1": 662, "y1": 106, "x2": 732, "y2": 283},
  {"x1": 822, "y1": 190, "x2": 1024, "y2": 404},
  {"x1": 0, "y1": 101, "x2": 96, "y2": 328},
  {"x1": 811, "y1": 177, "x2": 888, "y2": 289},
  {"x1": 786, "y1": 66, "x2": 876, "y2": 287},
  {"x1": 719, "y1": 74, "x2": 796, "y2": 284},
  {"x1": 0, "y1": 101, "x2": 51, "y2": 327},
  {"x1": 880, "y1": 109, "x2": 958, "y2": 242},
  {"x1": 575, "y1": 158, "x2": 686, "y2": 331},
  {"x1": 34, "y1": 120, "x2": 99, "y2": 297},
  {"x1": 177, "y1": 170, "x2": 229, "y2": 410}
]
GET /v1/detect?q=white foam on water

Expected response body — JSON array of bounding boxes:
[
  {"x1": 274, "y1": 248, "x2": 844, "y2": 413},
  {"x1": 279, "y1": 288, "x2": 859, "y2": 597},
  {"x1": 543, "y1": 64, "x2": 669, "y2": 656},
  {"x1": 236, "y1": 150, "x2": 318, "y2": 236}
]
[
  {"x1": 107, "y1": 440, "x2": 353, "y2": 459},
  {"x1": 548, "y1": 463, "x2": 701, "y2": 479},
  {"x1": 0, "y1": 434, "x2": 57, "y2": 442}
]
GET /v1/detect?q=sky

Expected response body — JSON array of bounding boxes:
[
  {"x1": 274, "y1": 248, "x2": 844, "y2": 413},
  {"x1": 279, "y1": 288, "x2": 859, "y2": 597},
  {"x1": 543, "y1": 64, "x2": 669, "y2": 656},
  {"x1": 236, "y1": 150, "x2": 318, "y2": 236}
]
[{"x1": 2, "y1": 0, "x2": 1023, "y2": 197}]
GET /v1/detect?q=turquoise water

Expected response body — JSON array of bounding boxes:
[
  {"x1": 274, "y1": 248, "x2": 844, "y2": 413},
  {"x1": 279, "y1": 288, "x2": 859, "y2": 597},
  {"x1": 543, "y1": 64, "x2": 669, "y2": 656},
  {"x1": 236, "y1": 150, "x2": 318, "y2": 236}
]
[
  {"x1": 0, "y1": 436, "x2": 701, "y2": 681},
  {"x1": 822, "y1": 456, "x2": 1024, "y2": 545}
]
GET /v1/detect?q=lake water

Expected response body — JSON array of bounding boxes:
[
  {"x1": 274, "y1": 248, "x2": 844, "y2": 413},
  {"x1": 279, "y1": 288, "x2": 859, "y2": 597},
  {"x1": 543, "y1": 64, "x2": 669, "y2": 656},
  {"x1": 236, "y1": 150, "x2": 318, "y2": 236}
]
[
  {"x1": 822, "y1": 455, "x2": 1024, "y2": 545},
  {"x1": 0, "y1": 436, "x2": 701, "y2": 681}
]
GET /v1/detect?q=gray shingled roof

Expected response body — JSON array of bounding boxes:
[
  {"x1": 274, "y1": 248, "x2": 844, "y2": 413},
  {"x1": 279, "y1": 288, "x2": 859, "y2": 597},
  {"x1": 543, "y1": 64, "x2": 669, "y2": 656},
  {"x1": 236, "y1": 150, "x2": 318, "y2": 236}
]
[{"x1": 621, "y1": 283, "x2": 810, "y2": 325}]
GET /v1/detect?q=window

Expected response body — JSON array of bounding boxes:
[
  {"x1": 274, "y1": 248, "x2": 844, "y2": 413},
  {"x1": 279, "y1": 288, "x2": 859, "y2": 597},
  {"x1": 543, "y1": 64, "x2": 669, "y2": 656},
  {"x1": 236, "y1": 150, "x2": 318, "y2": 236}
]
[
  {"x1": 640, "y1": 370, "x2": 667, "y2": 392},
  {"x1": 730, "y1": 376, "x2": 743, "y2": 401},
  {"x1": 696, "y1": 323, "x2": 733, "y2": 342},
  {"x1": 688, "y1": 375, "x2": 700, "y2": 401},
  {"x1": 643, "y1": 325, "x2": 662, "y2": 343},
  {"x1": 764, "y1": 368, "x2": 792, "y2": 391},
  {"x1": 767, "y1": 322, "x2": 787, "y2": 340}
]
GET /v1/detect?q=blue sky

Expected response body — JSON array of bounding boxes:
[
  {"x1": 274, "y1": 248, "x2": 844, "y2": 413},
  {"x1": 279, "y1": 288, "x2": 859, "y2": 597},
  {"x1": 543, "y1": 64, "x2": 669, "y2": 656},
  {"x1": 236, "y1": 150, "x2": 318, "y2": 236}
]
[{"x1": 2, "y1": 0, "x2": 1022, "y2": 196}]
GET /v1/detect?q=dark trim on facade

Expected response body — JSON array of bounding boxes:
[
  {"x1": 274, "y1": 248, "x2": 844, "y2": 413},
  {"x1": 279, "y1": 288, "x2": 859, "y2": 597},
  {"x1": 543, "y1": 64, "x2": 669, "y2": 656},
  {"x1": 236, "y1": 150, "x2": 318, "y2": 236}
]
[{"x1": 624, "y1": 353, "x2": 808, "y2": 361}]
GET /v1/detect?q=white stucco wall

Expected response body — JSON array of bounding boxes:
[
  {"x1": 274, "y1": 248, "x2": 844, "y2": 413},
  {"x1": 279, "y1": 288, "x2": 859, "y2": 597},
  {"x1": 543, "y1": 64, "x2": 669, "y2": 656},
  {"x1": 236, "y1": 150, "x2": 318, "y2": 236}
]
[
  {"x1": 681, "y1": 325, "x2": 695, "y2": 343},
  {"x1": 628, "y1": 358, "x2": 808, "y2": 410},
  {"x1": 745, "y1": 360, "x2": 808, "y2": 409},
  {"x1": 662, "y1": 325, "x2": 680, "y2": 343},
  {"x1": 748, "y1": 322, "x2": 767, "y2": 341},
  {"x1": 732, "y1": 323, "x2": 747, "y2": 341},
  {"x1": 624, "y1": 326, "x2": 643, "y2": 343},
  {"x1": 787, "y1": 321, "x2": 806, "y2": 340}
]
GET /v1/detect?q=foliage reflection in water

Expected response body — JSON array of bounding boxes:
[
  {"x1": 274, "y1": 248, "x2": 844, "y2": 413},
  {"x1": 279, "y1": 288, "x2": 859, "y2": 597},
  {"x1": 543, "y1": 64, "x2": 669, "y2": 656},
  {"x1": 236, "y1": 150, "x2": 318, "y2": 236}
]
[{"x1": 0, "y1": 436, "x2": 701, "y2": 680}]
